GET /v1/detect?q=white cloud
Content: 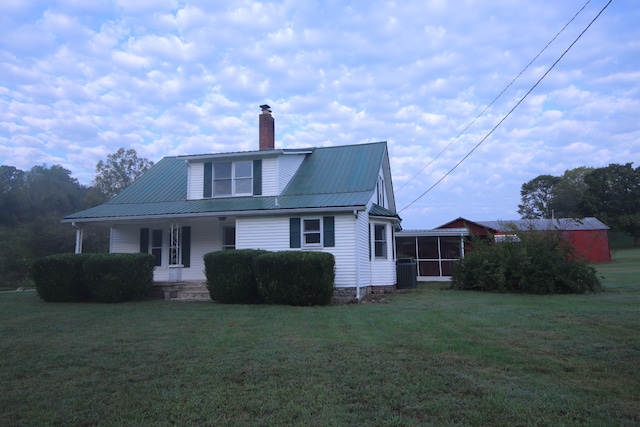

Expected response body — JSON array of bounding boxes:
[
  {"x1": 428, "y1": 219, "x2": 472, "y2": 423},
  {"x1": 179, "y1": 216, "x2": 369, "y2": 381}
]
[{"x1": 0, "y1": 0, "x2": 638, "y2": 229}]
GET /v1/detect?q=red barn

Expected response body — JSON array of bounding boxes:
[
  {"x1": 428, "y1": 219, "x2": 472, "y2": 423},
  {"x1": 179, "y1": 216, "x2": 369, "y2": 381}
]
[{"x1": 437, "y1": 217, "x2": 611, "y2": 263}]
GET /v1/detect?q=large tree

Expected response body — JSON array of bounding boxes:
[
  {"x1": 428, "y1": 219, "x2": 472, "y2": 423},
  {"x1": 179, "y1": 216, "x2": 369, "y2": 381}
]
[
  {"x1": 518, "y1": 167, "x2": 594, "y2": 220},
  {"x1": 552, "y1": 167, "x2": 594, "y2": 218},
  {"x1": 580, "y1": 163, "x2": 640, "y2": 246},
  {"x1": 518, "y1": 175, "x2": 561, "y2": 219},
  {"x1": 0, "y1": 164, "x2": 92, "y2": 286},
  {"x1": 0, "y1": 165, "x2": 27, "y2": 225},
  {"x1": 93, "y1": 148, "x2": 154, "y2": 200},
  {"x1": 25, "y1": 164, "x2": 85, "y2": 218}
]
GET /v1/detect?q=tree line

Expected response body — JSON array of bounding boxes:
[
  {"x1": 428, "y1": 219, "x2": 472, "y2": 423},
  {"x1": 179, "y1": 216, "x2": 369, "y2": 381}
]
[
  {"x1": 0, "y1": 149, "x2": 153, "y2": 287},
  {"x1": 518, "y1": 163, "x2": 640, "y2": 246}
]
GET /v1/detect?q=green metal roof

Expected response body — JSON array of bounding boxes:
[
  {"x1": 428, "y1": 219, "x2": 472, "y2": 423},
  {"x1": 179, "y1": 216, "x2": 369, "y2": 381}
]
[
  {"x1": 369, "y1": 203, "x2": 400, "y2": 219},
  {"x1": 109, "y1": 157, "x2": 188, "y2": 203},
  {"x1": 282, "y1": 142, "x2": 387, "y2": 196},
  {"x1": 64, "y1": 142, "x2": 391, "y2": 222}
]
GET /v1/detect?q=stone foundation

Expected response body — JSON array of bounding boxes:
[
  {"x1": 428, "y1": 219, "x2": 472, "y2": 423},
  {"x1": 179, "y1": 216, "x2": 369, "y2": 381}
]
[
  {"x1": 149, "y1": 282, "x2": 399, "y2": 304},
  {"x1": 369, "y1": 285, "x2": 397, "y2": 295},
  {"x1": 331, "y1": 284, "x2": 397, "y2": 303}
]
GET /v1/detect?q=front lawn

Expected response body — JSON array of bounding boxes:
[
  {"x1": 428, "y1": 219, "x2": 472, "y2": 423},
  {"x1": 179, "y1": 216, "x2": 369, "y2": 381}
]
[{"x1": 1, "y1": 249, "x2": 638, "y2": 426}]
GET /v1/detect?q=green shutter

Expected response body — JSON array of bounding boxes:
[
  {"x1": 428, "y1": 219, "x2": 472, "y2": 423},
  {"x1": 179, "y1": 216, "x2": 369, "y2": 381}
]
[
  {"x1": 203, "y1": 162, "x2": 212, "y2": 198},
  {"x1": 323, "y1": 216, "x2": 335, "y2": 247},
  {"x1": 290, "y1": 218, "x2": 301, "y2": 248},
  {"x1": 140, "y1": 228, "x2": 149, "y2": 253},
  {"x1": 181, "y1": 226, "x2": 191, "y2": 268},
  {"x1": 253, "y1": 159, "x2": 262, "y2": 196}
]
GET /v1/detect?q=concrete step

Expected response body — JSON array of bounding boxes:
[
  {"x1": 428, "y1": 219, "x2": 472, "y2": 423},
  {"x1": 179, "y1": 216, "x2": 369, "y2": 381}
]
[{"x1": 173, "y1": 283, "x2": 211, "y2": 301}]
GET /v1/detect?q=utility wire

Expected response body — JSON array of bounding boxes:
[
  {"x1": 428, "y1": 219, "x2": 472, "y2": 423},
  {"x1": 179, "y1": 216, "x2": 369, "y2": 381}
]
[
  {"x1": 399, "y1": 0, "x2": 613, "y2": 213},
  {"x1": 396, "y1": 0, "x2": 593, "y2": 194}
]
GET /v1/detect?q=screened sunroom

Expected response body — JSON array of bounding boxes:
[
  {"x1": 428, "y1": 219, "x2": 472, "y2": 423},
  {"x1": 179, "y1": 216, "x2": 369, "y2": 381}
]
[{"x1": 395, "y1": 228, "x2": 468, "y2": 282}]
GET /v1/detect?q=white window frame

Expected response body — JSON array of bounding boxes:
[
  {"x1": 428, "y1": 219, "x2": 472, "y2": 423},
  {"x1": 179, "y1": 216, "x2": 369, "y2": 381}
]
[
  {"x1": 212, "y1": 161, "x2": 253, "y2": 197},
  {"x1": 302, "y1": 218, "x2": 322, "y2": 248},
  {"x1": 213, "y1": 161, "x2": 232, "y2": 197},
  {"x1": 374, "y1": 224, "x2": 387, "y2": 259},
  {"x1": 233, "y1": 161, "x2": 253, "y2": 196}
]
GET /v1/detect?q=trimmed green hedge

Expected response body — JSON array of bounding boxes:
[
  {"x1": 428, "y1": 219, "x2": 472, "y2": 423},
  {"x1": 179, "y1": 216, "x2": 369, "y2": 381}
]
[
  {"x1": 451, "y1": 231, "x2": 602, "y2": 294},
  {"x1": 32, "y1": 253, "x2": 154, "y2": 303},
  {"x1": 204, "y1": 249, "x2": 267, "y2": 303},
  {"x1": 32, "y1": 253, "x2": 88, "y2": 302},
  {"x1": 255, "y1": 251, "x2": 335, "y2": 306},
  {"x1": 203, "y1": 250, "x2": 336, "y2": 305},
  {"x1": 83, "y1": 253, "x2": 154, "y2": 302}
]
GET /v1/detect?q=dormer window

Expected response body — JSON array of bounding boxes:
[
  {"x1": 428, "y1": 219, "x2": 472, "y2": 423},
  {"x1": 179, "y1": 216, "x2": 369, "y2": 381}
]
[
  {"x1": 377, "y1": 176, "x2": 385, "y2": 208},
  {"x1": 213, "y1": 162, "x2": 232, "y2": 196},
  {"x1": 204, "y1": 161, "x2": 254, "y2": 197},
  {"x1": 234, "y1": 161, "x2": 253, "y2": 195}
]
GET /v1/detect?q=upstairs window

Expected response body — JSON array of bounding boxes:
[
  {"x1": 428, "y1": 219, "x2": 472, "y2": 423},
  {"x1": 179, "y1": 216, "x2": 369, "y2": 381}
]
[
  {"x1": 205, "y1": 161, "x2": 254, "y2": 197},
  {"x1": 377, "y1": 176, "x2": 385, "y2": 208},
  {"x1": 213, "y1": 162, "x2": 232, "y2": 196},
  {"x1": 234, "y1": 161, "x2": 252, "y2": 195}
]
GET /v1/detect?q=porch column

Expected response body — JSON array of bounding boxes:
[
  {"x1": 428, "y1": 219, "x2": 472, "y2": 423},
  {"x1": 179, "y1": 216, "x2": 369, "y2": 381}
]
[{"x1": 73, "y1": 222, "x2": 83, "y2": 254}]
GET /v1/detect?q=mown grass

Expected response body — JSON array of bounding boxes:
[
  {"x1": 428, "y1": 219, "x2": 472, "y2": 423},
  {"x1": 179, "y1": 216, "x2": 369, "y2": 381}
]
[{"x1": 1, "y1": 250, "x2": 639, "y2": 426}]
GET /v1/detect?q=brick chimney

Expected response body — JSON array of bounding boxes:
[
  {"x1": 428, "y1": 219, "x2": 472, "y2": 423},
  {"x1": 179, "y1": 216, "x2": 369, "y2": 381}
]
[{"x1": 259, "y1": 104, "x2": 274, "y2": 150}]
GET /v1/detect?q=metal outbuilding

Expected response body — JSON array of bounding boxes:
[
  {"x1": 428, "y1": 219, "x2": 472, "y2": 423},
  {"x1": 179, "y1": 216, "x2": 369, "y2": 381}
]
[{"x1": 437, "y1": 217, "x2": 611, "y2": 263}]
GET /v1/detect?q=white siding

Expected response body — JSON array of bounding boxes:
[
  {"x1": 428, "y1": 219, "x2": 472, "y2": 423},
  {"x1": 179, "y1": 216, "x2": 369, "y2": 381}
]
[
  {"x1": 261, "y1": 157, "x2": 279, "y2": 196},
  {"x1": 110, "y1": 225, "x2": 139, "y2": 254},
  {"x1": 237, "y1": 213, "x2": 359, "y2": 288},
  {"x1": 369, "y1": 220, "x2": 397, "y2": 286},
  {"x1": 180, "y1": 218, "x2": 229, "y2": 281},
  {"x1": 355, "y1": 211, "x2": 371, "y2": 288},
  {"x1": 236, "y1": 216, "x2": 290, "y2": 252},
  {"x1": 188, "y1": 162, "x2": 204, "y2": 200},
  {"x1": 278, "y1": 154, "x2": 306, "y2": 192},
  {"x1": 330, "y1": 214, "x2": 357, "y2": 287}
]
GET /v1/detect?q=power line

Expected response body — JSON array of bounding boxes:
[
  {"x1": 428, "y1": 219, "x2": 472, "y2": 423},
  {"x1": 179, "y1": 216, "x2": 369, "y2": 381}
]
[
  {"x1": 399, "y1": 0, "x2": 613, "y2": 214},
  {"x1": 397, "y1": 0, "x2": 594, "y2": 194}
]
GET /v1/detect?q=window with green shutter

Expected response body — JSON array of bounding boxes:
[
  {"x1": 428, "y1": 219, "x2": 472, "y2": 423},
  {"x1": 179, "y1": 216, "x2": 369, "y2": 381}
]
[
  {"x1": 323, "y1": 216, "x2": 335, "y2": 247},
  {"x1": 203, "y1": 162, "x2": 212, "y2": 198},
  {"x1": 289, "y1": 216, "x2": 335, "y2": 248},
  {"x1": 203, "y1": 160, "x2": 260, "y2": 197},
  {"x1": 181, "y1": 226, "x2": 191, "y2": 268},
  {"x1": 290, "y1": 218, "x2": 301, "y2": 248}
]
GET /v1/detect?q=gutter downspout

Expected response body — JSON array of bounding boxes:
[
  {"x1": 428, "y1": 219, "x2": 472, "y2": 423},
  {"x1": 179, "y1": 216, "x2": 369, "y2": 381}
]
[
  {"x1": 354, "y1": 210, "x2": 360, "y2": 301},
  {"x1": 72, "y1": 222, "x2": 83, "y2": 254}
]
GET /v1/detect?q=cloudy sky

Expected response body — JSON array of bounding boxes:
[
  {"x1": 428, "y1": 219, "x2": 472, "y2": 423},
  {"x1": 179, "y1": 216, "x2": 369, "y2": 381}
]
[{"x1": 1, "y1": 0, "x2": 638, "y2": 229}]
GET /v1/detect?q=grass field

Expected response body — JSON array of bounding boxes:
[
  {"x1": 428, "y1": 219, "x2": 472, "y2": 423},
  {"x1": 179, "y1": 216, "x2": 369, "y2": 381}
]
[{"x1": 1, "y1": 249, "x2": 638, "y2": 426}]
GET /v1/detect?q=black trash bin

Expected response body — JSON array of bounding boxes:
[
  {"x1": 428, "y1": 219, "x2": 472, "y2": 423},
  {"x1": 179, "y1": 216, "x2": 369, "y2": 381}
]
[{"x1": 396, "y1": 258, "x2": 417, "y2": 289}]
